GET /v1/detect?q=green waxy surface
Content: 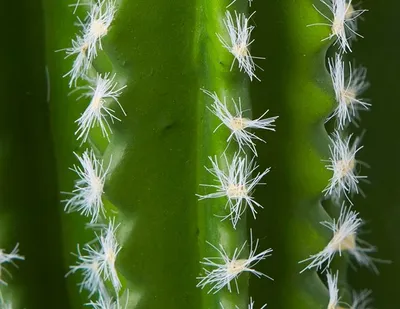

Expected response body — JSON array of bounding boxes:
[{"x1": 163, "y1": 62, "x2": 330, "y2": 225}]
[{"x1": 104, "y1": 0, "x2": 200, "y2": 306}]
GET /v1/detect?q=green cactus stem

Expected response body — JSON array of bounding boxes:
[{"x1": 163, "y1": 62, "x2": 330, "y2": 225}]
[{"x1": 0, "y1": 0, "x2": 397, "y2": 308}]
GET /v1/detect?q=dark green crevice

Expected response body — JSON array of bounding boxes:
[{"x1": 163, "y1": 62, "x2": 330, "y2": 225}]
[
  {"x1": 249, "y1": 1, "x2": 292, "y2": 307},
  {"x1": 251, "y1": 0, "x2": 334, "y2": 308},
  {"x1": 0, "y1": 0, "x2": 70, "y2": 308}
]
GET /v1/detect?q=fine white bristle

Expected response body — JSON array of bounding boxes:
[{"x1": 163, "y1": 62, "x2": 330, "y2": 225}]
[
  {"x1": 63, "y1": 149, "x2": 110, "y2": 223},
  {"x1": 197, "y1": 152, "x2": 270, "y2": 228},
  {"x1": 326, "y1": 53, "x2": 370, "y2": 129},
  {"x1": 69, "y1": 0, "x2": 81, "y2": 13},
  {"x1": 75, "y1": 73, "x2": 127, "y2": 143},
  {"x1": 217, "y1": 10, "x2": 263, "y2": 81},
  {"x1": 0, "y1": 244, "x2": 24, "y2": 286},
  {"x1": 202, "y1": 89, "x2": 278, "y2": 156},
  {"x1": 299, "y1": 205, "x2": 379, "y2": 274},
  {"x1": 327, "y1": 270, "x2": 340, "y2": 309},
  {"x1": 248, "y1": 297, "x2": 267, "y2": 309},
  {"x1": 197, "y1": 230, "x2": 273, "y2": 294}
]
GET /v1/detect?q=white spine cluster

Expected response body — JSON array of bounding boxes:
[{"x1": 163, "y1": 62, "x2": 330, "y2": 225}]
[
  {"x1": 198, "y1": 153, "x2": 270, "y2": 228},
  {"x1": 68, "y1": 220, "x2": 123, "y2": 297},
  {"x1": 62, "y1": 0, "x2": 126, "y2": 142},
  {"x1": 327, "y1": 53, "x2": 370, "y2": 130},
  {"x1": 299, "y1": 205, "x2": 379, "y2": 274},
  {"x1": 197, "y1": 230, "x2": 273, "y2": 294},
  {"x1": 83, "y1": 0, "x2": 116, "y2": 62},
  {"x1": 199, "y1": 88, "x2": 277, "y2": 229},
  {"x1": 62, "y1": 1, "x2": 125, "y2": 307},
  {"x1": 75, "y1": 73, "x2": 127, "y2": 143},
  {"x1": 202, "y1": 90, "x2": 278, "y2": 156},
  {"x1": 311, "y1": 0, "x2": 367, "y2": 53},
  {"x1": 217, "y1": 10, "x2": 262, "y2": 81},
  {"x1": 63, "y1": 149, "x2": 110, "y2": 223},
  {"x1": 63, "y1": 0, "x2": 117, "y2": 86},
  {"x1": 323, "y1": 131, "x2": 366, "y2": 204}
]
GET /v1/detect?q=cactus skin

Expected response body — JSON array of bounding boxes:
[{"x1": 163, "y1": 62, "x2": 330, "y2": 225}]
[
  {"x1": 105, "y1": 0, "x2": 203, "y2": 307},
  {"x1": 0, "y1": 0, "x2": 398, "y2": 308}
]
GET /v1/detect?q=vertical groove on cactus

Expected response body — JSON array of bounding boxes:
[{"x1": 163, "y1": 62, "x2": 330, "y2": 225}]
[
  {"x1": 1, "y1": 0, "x2": 71, "y2": 307},
  {"x1": 249, "y1": 0, "x2": 335, "y2": 308}
]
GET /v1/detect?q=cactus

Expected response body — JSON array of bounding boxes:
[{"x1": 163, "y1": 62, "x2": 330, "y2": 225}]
[{"x1": 0, "y1": 0, "x2": 398, "y2": 308}]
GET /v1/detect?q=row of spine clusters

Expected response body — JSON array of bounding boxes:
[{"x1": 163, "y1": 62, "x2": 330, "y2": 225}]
[
  {"x1": 299, "y1": 1, "x2": 381, "y2": 308},
  {"x1": 195, "y1": 1, "x2": 277, "y2": 308},
  {"x1": 61, "y1": 0, "x2": 127, "y2": 308}
]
